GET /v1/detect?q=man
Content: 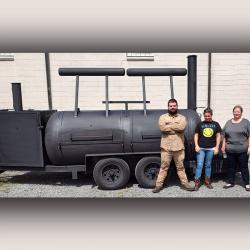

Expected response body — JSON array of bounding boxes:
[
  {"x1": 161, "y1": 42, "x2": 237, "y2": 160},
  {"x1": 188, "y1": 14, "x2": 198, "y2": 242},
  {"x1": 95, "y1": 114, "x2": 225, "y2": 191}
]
[{"x1": 152, "y1": 99, "x2": 195, "y2": 193}]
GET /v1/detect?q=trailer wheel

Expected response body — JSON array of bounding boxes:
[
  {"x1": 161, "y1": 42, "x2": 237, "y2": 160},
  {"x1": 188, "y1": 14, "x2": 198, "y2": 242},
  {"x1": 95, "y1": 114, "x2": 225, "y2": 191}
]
[
  {"x1": 93, "y1": 158, "x2": 130, "y2": 190},
  {"x1": 135, "y1": 157, "x2": 161, "y2": 188}
]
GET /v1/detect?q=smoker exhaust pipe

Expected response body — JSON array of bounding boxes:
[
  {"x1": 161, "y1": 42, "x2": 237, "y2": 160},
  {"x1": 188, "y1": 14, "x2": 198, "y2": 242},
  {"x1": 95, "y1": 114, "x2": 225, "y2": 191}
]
[
  {"x1": 45, "y1": 53, "x2": 53, "y2": 110},
  {"x1": 207, "y1": 52, "x2": 212, "y2": 108},
  {"x1": 187, "y1": 55, "x2": 197, "y2": 110},
  {"x1": 11, "y1": 82, "x2": 23, "y2": 111}
]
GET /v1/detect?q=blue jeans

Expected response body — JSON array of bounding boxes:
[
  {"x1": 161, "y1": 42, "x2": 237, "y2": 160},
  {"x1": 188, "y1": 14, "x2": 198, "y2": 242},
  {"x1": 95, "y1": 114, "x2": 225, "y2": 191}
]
[{"x1": 195, "y1": 149, "x2": 214, "y2": 180}]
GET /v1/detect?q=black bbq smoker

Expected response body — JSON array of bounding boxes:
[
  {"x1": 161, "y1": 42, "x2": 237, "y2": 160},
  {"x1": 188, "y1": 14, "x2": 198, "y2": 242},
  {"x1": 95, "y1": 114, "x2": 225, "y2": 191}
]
[{"x1": 0, "y1": 55, "x2": 224, "y2": 189}]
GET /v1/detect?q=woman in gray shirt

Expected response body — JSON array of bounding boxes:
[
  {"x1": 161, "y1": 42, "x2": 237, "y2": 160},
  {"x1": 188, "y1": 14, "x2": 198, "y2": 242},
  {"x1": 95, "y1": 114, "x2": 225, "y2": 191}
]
[{"x1": 222, "y1": 105, "x2": 250, "y2": 191}]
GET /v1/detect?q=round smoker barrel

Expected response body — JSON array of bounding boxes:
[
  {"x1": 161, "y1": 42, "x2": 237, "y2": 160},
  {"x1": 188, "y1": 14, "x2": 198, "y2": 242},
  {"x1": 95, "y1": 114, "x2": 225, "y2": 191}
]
[
  {"x1": 58, "y1": 68, "x2": 125, "y2": 76},
  {"x1": 45, "y1": 110, "x2": 126, "y2": 165},
  {"x1": 45, "y1": 109, "x2": 200, "y2": 166},
  {"x1": 127, "y1": 68, "x2": 187, "y2": 76}
]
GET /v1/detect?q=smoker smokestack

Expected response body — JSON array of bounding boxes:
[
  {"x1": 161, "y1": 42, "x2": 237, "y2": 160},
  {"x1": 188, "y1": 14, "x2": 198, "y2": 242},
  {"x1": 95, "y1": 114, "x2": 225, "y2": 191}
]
[
  {"x1": 11, "y1": 82, "x2": 23, "y2": 111},
  {"x1": 187, "y1": 55, "x2": 197, "y2": 110}
]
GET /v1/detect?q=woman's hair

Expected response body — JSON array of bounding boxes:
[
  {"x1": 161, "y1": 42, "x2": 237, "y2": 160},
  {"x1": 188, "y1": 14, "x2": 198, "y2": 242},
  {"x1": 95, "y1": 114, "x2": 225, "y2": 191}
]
[
  {"x1": 233, "y1": 105, "x2": 243, "y2": 113},
  {"x1": 203, "y1": 108, "x2": 213, "y2": 115}
]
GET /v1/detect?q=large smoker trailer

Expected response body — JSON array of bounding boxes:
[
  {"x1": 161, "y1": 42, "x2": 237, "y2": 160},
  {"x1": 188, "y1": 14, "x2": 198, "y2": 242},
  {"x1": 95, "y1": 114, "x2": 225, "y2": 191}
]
[{"x1": 0, "y1": 55, "x2": 225, "y2": 190}]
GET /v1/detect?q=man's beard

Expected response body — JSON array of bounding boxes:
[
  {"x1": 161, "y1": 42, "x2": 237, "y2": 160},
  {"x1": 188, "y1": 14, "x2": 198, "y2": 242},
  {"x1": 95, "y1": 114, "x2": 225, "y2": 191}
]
[{"x1": 168, "y1": 109, "x2": 177, "y2": 115}]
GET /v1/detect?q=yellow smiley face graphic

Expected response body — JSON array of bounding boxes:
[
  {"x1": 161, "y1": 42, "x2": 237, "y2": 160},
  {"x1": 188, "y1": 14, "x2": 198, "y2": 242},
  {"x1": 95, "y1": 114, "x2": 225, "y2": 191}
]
[{"x1": 203, "y1": 128, "x2": 214, "y2": 137}]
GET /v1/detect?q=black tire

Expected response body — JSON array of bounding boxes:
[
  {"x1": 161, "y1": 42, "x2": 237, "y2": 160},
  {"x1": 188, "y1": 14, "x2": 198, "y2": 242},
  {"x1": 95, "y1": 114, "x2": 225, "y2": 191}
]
[
  {"x1": 135, "y1": 157, "x2": 161, "y2": 188},
  {"x1": 93, "y1": 158, "x2": 130, "y2": 190}
]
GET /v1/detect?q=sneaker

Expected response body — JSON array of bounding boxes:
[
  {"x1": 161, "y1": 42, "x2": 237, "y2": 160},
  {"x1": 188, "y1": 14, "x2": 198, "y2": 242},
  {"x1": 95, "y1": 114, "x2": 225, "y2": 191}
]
[
  {"x1": 245, "y1": 185, "x2": 250, "y2": 191},
  {"x1": 223, "y1": 183, "x2": 234, "y2": 189},
  {"x1": 181, "y1": 183, "x2": 195, "y2": 191},
  {"x1": 152, "y1": 186, "x2": 163, "y2": 193}
]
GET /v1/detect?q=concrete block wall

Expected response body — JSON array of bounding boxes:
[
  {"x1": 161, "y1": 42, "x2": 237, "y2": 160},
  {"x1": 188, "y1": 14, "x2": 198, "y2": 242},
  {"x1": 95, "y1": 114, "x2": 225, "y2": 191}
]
[
  {"x1": 49, "y1": 53, "x2": 208, "y2": 112},
  {"x1": 1, "y1": 53, "x2": 250, "y2": 128},
  {"x1": 211, "y1": 53, "x2": 250, "y2": 126},
  {"x1": 0, "y1": 53, "x2": 48, "y2": 110}
]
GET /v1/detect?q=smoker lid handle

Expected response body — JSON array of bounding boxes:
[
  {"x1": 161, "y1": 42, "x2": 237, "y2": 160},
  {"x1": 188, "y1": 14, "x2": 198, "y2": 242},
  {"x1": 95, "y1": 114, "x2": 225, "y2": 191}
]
[{"x1": 58, "y1": 68, "x2": 125, "y2": 76}]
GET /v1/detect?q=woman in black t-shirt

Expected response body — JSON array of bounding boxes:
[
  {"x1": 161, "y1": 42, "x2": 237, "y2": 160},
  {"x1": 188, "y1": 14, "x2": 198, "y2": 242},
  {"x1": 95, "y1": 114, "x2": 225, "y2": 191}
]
[{"x1": 194, "y1": 108, "x2": 222, "y2": 190}]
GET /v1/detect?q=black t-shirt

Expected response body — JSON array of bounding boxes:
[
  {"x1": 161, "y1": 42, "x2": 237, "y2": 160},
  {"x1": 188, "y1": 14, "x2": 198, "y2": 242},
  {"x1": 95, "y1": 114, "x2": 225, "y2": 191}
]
[{"x1": 195, "y1": 121, "x2": 222, "y2": 148}]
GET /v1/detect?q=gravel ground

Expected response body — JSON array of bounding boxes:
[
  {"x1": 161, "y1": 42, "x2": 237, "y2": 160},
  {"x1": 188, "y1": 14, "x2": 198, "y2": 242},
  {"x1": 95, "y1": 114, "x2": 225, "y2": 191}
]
[{"x1": 0, "y1": 170, "x2": 250, "y2": 198}]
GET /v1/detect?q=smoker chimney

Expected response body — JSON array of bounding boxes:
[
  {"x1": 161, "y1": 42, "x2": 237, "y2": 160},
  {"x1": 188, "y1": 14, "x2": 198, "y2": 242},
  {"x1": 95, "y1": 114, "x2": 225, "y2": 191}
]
[
  {"x1": 187, "y1": 55, "x2": 197, "y2": 110},
  {"x1": 11, "y1": 82, "x2": 23, "y2": 111}
]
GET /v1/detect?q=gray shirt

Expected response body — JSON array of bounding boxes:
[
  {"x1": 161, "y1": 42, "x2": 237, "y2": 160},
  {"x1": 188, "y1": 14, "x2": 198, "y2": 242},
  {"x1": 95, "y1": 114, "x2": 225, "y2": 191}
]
[{"x1": 222, "y1": 118, "x2": 250, "y2": 153}]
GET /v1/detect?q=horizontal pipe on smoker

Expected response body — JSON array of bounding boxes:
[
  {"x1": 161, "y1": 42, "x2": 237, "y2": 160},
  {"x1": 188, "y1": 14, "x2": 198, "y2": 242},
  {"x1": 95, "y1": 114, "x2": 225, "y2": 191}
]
[
  {"x1": 59, "y1": 68, "x2": 125, "y2": 76},
  {"x1": 127, "y1": 68, "x2": 187, "y2": 76}
]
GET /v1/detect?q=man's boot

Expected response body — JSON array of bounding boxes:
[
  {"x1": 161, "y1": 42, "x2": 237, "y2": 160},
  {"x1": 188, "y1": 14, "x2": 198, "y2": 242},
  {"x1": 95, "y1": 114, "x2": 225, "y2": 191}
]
[
  {"x1": 194, "y1": 178, "x2": 201, "y2": 191},
  {"x1": 181, "y1": 183, "x2": 195, "y2": 191},
  {"x1": 152, "y1": 186, "x2": 163, "y2": 193},
  {"x1": 204, "y1": 176, "x2": 213, "y2": 189}
]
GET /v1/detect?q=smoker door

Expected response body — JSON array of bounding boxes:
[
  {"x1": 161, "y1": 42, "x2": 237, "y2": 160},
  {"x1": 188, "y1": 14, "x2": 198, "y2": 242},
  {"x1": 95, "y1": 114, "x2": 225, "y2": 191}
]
[
  {"x1": 0, "y1": 111, "x2": 45, "y2": 167},
  {"x1": 131, "y1": 110, "x2": 163, "y2": 152},
  {"x1": 59, "y1": 129, "x2": 124, "y2": 165}
]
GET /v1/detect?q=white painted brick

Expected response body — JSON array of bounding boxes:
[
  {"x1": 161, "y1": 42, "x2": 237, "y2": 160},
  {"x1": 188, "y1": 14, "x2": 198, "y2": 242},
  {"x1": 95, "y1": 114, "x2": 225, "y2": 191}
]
[{"x1": 1, "y1": 53, "x2": 250, "y2": 127}]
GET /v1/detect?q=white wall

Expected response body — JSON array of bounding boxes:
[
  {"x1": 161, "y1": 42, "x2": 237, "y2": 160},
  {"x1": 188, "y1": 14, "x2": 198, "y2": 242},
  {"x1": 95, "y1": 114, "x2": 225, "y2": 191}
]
[
  {"x1": 0, "y1": 53, "x2": 48, "y2": 110},
  {"x1": 211, "y1": 53, "x2": 250, "y2": 126},
  {"x1": 1, "y1": 53, "x2": 250, "y2": 127},
  {"x1": 49, "y1": 53, "x2": 208, "y2": 111}
]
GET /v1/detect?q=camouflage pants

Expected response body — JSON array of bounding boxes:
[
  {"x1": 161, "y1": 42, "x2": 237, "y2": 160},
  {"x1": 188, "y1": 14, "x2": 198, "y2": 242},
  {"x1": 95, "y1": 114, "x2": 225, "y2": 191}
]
[{"x1": 155, "y1": 149, "x2": 189, "y2": 187}]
